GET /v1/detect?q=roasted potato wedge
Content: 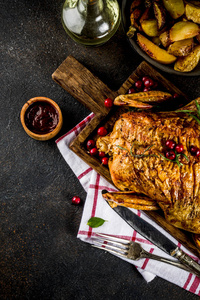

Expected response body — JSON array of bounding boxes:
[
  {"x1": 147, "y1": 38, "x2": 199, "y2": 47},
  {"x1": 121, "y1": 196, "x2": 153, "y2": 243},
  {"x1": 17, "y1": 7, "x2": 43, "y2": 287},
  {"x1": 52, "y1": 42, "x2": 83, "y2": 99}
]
[
  {"x1": 162, "y1": 0, "x2": 184, "y2": 19},
  {"x1": 141, "y1": 19, "x2": 159, "y2": 37},
  {"x1": 159, "y1": 30, "x2": 171, "y2": 47},
  {"x1": 169, "y1": 21, "x2": 200, "y2": 42},
  {"x1": 137, "y1": 33, "x2": 176, "y2": 64},
  {"x1": 185, "y1": 3, "x2": 200, "y2": 24},
  {"x1": 130, "y1": 8, "x2": 142, "y2": 30},
  {"x1": 174, "y1": 44, "x2": 200, "y2": 72},
  {"x1": 130, "y1": 0, "x2": 142, "y2": 13},
  {"x1": 153, "y1": 1, "x2": 166, "y2": 30},
  {"x1": 196, "y1": 33, "x2": 200, "y2": 44},
  {"x1": 139, "y1": 7, "x2": 151, "y2": 24},
  {"x1": 167, "y1": 38, "x2": 194, "y2": 56},
  {"x1": 152, "y1": 36, "x2": 161, "y2": 46}
]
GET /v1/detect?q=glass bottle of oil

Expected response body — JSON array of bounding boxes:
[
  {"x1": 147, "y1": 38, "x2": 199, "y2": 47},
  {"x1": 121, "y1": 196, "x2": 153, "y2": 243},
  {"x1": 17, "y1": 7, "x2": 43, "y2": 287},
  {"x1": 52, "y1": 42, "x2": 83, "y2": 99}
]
[{"x1": 61, "y1": 0, "x2": 121, "y2": 46}]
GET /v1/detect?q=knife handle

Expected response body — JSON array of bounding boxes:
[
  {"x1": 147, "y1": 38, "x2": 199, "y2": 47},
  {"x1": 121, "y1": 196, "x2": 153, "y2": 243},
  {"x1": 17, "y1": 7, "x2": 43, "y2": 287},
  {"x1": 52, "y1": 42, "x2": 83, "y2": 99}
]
[{"x1": 171, "y1": 247, "x2": 200, "y2": 277}]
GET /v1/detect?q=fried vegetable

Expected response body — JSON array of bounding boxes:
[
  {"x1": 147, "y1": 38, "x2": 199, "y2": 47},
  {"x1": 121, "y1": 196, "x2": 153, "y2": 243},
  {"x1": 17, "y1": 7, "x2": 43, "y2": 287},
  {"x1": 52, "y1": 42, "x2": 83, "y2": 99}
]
[
  {"x1": 162, "y1": 0, "x2": 184, "y2": 19},
  {"x1": 114, "y1": 91, "x2": 172, "y2": 106},
  {"x1": 137, "y1": 33, "x2": 176, "y2": 64},
  {"x1": 169, "y1": 21, "x2": 200, "y2": 42},
  {"x1": 167, "y1": 38, "x2": 194, "y2": 56},
  {"x1": 185, "y1": 3, "x2": 200, "y2": 24},
  {"x1": 130, "y1": 0, "x2": 142, "y2": 13},
  {"x1": 127, "y1": 26, "x2": 137, "y2": 38},
  {"x1": 139, "y1": 7, "x2": 151, "y2": 24},
  {"x1": 159, "y1": 31, "x2": 171, "y2": 47},
  {"x1": 153, "y1": 1, "x2": 166, "y2": 30},
  {"x1": 196, "y1": 33, "x2": 200, "y2": 44},
  {"x1": 152, "y1": 36, "x2": 161, "y2": 46},
  {"x1": 144, "y1": 0, "x2": 152, "y2": 8},
  {"x1": 174, "y1": 45, "x2": 200, "y2": 72},
  {"x1": 141, "y1": 19, "x2": 159, "y2": 37},
  {"x1": 102, "y1": 191, "x2": 159, "y2": 210},
  {"x1": 130, "y1": 8, "x2": 142, "y2": 30}
]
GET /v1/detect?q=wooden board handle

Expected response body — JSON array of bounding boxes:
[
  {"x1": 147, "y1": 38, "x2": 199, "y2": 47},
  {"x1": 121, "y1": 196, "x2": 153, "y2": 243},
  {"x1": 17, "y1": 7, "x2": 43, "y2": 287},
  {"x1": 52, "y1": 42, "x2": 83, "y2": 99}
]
[{"x1": 52, "y1": 55, "x2": 117, "y2": 116}]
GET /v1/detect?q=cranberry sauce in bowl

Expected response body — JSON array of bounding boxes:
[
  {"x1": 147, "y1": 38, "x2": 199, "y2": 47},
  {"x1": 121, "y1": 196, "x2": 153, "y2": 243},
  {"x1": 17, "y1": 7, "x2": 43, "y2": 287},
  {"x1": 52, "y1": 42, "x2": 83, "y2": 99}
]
[
  {"x1": 25, "y1": 101, "x2": 59, "y2": 134},
  {"x1": 20, "y1": 97, "x2": 63, "y2": 141}
]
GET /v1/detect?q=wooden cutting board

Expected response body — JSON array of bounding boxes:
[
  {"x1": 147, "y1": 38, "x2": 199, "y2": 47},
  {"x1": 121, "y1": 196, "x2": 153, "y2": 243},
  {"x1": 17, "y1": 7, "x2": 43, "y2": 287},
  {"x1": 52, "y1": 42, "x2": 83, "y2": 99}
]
[{"x1": 52, "y1": 55, "x2": 200, "y2": 258}]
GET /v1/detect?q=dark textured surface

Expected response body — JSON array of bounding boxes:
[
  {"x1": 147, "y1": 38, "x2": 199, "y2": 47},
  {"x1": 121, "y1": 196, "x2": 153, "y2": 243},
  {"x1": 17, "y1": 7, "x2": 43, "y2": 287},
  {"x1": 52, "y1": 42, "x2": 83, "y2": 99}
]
[{"x1": 1, "y1": 0, "x2": 200, "y2": 299}]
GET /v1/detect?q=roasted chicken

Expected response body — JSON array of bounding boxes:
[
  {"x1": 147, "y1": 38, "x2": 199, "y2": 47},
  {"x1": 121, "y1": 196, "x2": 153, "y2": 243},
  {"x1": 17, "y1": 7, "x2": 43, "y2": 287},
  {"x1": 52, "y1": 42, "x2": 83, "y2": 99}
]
[{"x1": 97, "y1": 98, "x2": 200, "y2": 234}]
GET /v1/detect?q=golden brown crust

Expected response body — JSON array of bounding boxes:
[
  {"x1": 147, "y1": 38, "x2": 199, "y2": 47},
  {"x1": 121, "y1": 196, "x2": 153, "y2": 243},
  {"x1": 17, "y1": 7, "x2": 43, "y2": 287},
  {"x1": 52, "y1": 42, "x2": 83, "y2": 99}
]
[{"x1": 97, "y1": 100, "x2": 200, "y2": 234}]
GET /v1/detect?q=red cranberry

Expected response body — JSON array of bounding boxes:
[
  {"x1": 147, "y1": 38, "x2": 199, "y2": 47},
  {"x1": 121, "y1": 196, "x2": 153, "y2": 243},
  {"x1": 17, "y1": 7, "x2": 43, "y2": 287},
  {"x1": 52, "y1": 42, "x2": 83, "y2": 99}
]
[
  {"x1": 144, "y1": 78, "x2": 154, "y2": 88},
  {"x1": 90, "y1": 147, "x2": 98, "y2": 156},
  {"x1": 101, "y1": 157, "x2": 109, "y2": 165},
  {"x1": 165, "y1": 150, "x2": 176, "y2": 160},
  {"x1": 175, "y1": 144, "x2": 184, "y2": 153},
  {"x1": 143, "y1": 87, "x2": 151, "y2": 92},
  {"x1": 99, "y1": 151, "x2": 106, "y2": 158},
  {"x1": 142, "y1": 76, "x2": 150, "y2": 82},
  {"x1": 97, "y1": 126, "x2": 107, "y2": 136},
  {"x1": 173, "y1": 93, "x2": 180, "y2": 99},
  {"x1": 72, "y1": 196, "x2": 81, "y2": 205},
  {"x1": 152, "y1": 81, "x2": 158, "y2": 89},
  {"x1": 87, "y1": 139, "x2": 95, "y2": 149},
  {"x1": 104, "y1": 98, "x2": 113, "y2": 108},
  {"x1": 196, "y1": 149, "x2": 200, "y2": 157},
  {"x1": 165, "y1": 140, "x2": 176, "y2": 150},
  {"x1": 190, "y1": 146, "x2": 198, "y2": 155},
  {"x1": 128, "y1": 88, "x2": 136, "y2": 94},
  {"x1": 135, "y1": 80, "x2": 143, "y2": 90}
]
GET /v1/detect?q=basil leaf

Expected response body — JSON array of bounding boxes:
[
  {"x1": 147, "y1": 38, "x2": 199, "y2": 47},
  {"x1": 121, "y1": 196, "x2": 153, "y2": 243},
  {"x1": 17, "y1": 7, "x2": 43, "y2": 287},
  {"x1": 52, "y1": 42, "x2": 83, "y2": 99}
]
[{"x1": 87, "y1": 217, "x2": 107, "y2": 228}]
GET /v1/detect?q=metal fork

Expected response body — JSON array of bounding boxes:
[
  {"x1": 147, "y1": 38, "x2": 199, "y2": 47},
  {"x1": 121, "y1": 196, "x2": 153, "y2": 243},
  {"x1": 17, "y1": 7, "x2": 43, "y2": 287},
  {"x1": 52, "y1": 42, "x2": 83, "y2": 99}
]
[{"x1": 92, "y1": 233, "x2": 197, "y2": 274}]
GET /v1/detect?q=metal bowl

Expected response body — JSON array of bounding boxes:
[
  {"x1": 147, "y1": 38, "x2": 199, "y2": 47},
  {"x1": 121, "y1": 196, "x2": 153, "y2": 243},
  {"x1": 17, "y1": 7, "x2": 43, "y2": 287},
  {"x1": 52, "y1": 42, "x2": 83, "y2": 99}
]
[{"x1": 121, "y1": 0, "x2": 200, "y2": 76}]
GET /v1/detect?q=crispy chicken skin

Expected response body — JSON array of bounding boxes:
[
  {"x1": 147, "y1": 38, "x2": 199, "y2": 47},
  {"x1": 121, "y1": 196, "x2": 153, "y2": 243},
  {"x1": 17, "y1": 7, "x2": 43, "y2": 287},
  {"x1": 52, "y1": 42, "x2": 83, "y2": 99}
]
[{"x1": 97, "y1": 100, "x2": 200, "y2": 234}]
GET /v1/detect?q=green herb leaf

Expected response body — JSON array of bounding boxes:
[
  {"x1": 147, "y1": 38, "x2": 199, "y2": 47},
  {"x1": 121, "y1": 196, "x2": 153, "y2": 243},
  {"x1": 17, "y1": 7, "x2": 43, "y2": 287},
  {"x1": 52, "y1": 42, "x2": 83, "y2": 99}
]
[
  {"x1": 187, "y1": 113, "x2": 200, "y2": 125},
  {"x1": 116, "y1": 145, "x2": 129, "y2": 152},
  {"x1": 181, "y1": 153, "x2": 189, "y2": 162},
  {"x1": 87, "y1": 217, "x2": 107, "y2": 228},
  {"x1": 130, "y1": 143, "x2": 135, "y2": 156},
  {"x1": 117, "y1": 144, "x2": 158, "y2": 159},
  {"x1": 159, "y1": 153, "x2": 173, "y2": 162},
  {"x1": 176, "y1": 110, "x2": 196, "y2": 113},
  {"x1": 177, "y1": 101, "x2": 200, "y2": 126},
  {"x1": 195, "y1": 100, "x2": 200, "y2": 119}
]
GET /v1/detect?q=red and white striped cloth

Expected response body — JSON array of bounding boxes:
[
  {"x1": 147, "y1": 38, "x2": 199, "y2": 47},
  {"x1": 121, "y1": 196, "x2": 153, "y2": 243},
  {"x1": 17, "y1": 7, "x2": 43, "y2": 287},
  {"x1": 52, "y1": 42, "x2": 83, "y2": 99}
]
[{"x1": 56, "y1": 113, "x2": 200, "y2": 295}]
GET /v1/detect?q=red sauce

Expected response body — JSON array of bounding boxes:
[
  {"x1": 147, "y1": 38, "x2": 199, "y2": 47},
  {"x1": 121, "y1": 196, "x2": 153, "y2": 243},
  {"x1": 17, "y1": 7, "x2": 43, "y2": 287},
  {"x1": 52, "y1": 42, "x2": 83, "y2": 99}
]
[{"x1": 25, "y1": 101, "x2": 59, "y2": 134}]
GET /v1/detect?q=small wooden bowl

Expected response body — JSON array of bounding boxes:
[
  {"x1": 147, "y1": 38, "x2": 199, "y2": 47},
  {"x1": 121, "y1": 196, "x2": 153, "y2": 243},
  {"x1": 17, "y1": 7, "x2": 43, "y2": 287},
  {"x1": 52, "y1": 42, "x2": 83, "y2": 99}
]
[{"x1": 20, "y1": 97, "x2": 63, "y2": 141}]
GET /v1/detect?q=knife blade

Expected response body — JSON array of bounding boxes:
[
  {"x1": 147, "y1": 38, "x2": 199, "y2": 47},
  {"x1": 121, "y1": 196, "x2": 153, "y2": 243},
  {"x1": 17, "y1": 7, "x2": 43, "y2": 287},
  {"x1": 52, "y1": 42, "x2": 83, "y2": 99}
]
[{"x1": 105, "y1": 200, "x2": 200, "y2": 277}]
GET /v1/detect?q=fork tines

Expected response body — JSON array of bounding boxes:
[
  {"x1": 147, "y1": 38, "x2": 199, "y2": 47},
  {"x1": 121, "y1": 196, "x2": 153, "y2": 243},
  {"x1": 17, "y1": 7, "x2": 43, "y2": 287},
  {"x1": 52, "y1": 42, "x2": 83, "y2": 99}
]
[{"x1": 92, "y1": 233, "x2": 130, "y2": 258}]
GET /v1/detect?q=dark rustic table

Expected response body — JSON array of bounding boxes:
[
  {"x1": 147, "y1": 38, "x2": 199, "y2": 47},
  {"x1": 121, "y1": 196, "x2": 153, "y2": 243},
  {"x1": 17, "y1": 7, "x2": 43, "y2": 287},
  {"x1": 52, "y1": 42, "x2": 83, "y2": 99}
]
[{"x1": 1, "y1": 0, "x2": 200, "y2": 299}]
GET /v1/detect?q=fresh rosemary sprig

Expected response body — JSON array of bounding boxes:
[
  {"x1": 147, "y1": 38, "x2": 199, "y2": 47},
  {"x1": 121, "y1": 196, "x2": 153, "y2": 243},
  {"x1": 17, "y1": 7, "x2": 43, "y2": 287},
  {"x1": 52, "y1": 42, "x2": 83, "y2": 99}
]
[
  {"x1": 116, "y1": 144, "x2": 158, "y2": 158},
  {"x1": 177, "y1": 100, "x2": 200, "y2": 125},
  {"x1": 159, "y1": 152, "x2": 189, "y2": 168}
]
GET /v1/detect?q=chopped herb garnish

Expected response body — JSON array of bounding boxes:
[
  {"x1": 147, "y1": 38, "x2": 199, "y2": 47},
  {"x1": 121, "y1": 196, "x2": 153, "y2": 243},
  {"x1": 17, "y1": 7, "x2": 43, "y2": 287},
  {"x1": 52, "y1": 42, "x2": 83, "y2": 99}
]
[
  {"x1": 116, "y1": 144, "x2": 158, "y2": 158},
  {"x1": 159, "y1": 152, "x2": 189, "y2": 168},
  {"x1": 177, "y1": 101, "x2": 200, "y2": 125}
]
